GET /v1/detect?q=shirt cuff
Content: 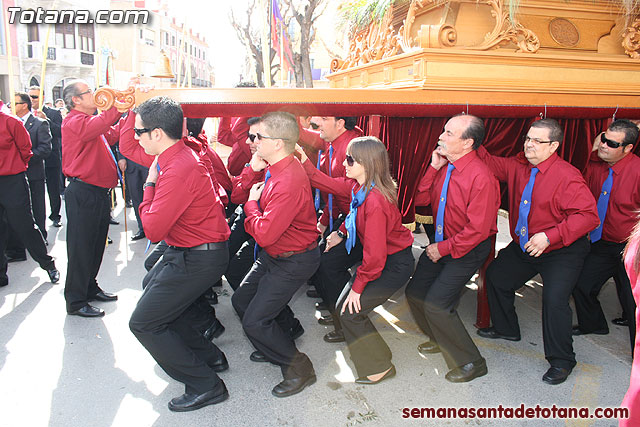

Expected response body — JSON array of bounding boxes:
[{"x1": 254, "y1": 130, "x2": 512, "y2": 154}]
[
  {"x1": 437, "y1": 240, "x2": 452, "y2": 257},
  {"x1": 351, "y1": 277, "x2": 365, "y2": 294},
  {"x1": 544, "y1": 227, "x2": 560, "y2": 246}
]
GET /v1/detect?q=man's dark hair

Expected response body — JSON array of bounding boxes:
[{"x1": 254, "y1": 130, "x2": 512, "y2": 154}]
[
  {"x1": 15, "y1": 91, "x2": 31, "y2": 111},
  {"x1": 609, "y1": 119, "x2": 639, "y2": 147},
  {"x1": 453, "y1": 113, "x2": 485, "y2": 150},
  {"x1": 186, "y1": 118, "x2": 205, "y2": 137},
  {"x1": 247, "y1": 116, "x2": 261, "y2": 126},
  {"x1": 235, "y1": 81, "x2": 257, "y2": 88},
  {"x1": 336, "y1": 116, "x2": 358, "y2": 131},
  {"x1": 530, "y1": 118, "x2": 564, "y2": 145},
  {"x1": 136, "y1": 96, "x2": 183, "y2": 140}
]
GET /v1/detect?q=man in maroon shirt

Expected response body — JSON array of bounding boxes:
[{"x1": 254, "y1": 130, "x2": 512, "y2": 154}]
[
  {"x1": 231, "y1": 111, "x2": 320, "y2": 398},
  {"x1": 61, "y1": 80, "x2": 123, "y2": 317},
  {"x1": 573, "y1": 119, "x2": 640, "y2": 352},
  {"x1": 128, "y1": 96, "x2": 231, "y2": 412},
  {"x1": 0, "y1": 110, "x2": 59, "y2": 287},
  {"x1": 475, "y1": 118, "x2": 599, "y2": 385},
  {"x1": 406, "y1": 114, "x2": 499, "y2": 382}
]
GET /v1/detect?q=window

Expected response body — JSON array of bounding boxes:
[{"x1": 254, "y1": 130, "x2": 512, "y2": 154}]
[
  {"x1": 172, "y1": 35, "x2": 175, "y2": 46},
  {"x1": 27, "y1": 23, "x2": 39, "y2": 42},
  {"x1": 78, "y1": 24, "x2": 94, "y2": 52},
  {"x1": 55, "y1": 23, "x2": 75, "y2": 49},
  {"x1": 142, "y1": 28, "x2": 154, "y2": 46}
]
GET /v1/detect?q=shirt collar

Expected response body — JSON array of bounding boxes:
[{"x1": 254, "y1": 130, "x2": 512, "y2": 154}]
[
  {"x1": 158, "y1": 139, "x2": 186, "y2": 171},
  {"x1": 20, "y1": 111, "x2": 32, "y2": 124},
  {"x1": 451, "y1": 150, "x2": 478, "y2": 172},
  {"x1": 267, "y1": 154, "x2": 295, "y2": 175},
  {"x1": 530, "y1": 152, "x2": 558, "y2": 174},
  {"x1": 611, "y1": 151, "x2": 635, "y2": 175}
]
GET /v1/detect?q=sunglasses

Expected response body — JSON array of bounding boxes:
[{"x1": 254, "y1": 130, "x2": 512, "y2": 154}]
[
  {"x1": 134, "y1": 127, "x2": 157, "y2": 136},
  {"x1": 345, "y1": 154, "x2": 356, "y2": 166},
  {"x1": 29, "y1": 94, "x2": 39, "y2": 99},
  {"x1": 256, "y1": 132, "x2": 289, "y2": 141},
  {"x1": 600, "y1": 133, "x2": 629, "y2": 149},
  {"x1": 523, "y1": 136, "x2": 553, "y2": 144},
  {"x1": 248, "y1": 133, "x2": 257, "y2": 142}
]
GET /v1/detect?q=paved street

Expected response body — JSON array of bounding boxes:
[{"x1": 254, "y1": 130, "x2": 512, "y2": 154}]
[{"x1": 0, "y1": 196, "x2": 632, "y2": 427}]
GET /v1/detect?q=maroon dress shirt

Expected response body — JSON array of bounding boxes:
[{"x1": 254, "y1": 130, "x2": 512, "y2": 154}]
[{"x1": 0, "y1": 111, "x2": 32, "y2": 175}]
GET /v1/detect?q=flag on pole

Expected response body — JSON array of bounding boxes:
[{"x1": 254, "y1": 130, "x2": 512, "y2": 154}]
[{"x1": 270, "y1": 0, "x2": 294, "y2": 72}]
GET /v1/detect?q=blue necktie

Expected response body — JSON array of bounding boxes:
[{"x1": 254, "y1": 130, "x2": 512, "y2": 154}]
[
  {"x1": 327, "y1": 145, "x2": 334, "y2": 231},
  {"x1": 254, "y1": 169, "x2": 272, "y2": 260},
  {"x1": 145, "y1": 162, "x2": 163, "y2": 254},
  {"x1": 344, "y1": 183, "x2": 373, "y2": 254},
  {"x1": 101, "y1": 135, "x2": 123, "y2": 185},
  {"x1": 590, "y1": 168, "x2": 613, "y2": 243},
  {"x1": 314, "y1": 149, "x2": 323, "y2": 210},
  {"x1": 434, "y1": 163, "x2": 455, "y2": 243},
  {"x1": 515, "y1": 167, "x2": 539, "y2": 251}
]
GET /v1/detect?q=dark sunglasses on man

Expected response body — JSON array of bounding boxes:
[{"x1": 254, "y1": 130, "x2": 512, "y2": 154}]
[
  {"x1": 600, "y1": 132, "x2": 630, "y2": 149},
  {"x1": 248, "y1": 133, "x2": 257, "y2": 142}
]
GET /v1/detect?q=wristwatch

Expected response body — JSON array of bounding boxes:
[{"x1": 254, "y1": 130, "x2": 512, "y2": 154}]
[
  {"x1": 336, "y1": 230, "x2": 346, "y2": 239},
  {"x1": 143, "y1": 182, "x2": 156, "y2": 189}
]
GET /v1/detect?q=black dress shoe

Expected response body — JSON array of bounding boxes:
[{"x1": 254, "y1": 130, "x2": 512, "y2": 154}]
[
  {"x1": 109, "y1": 217, "x2": 119, "y2": 225},
  {"x1": 272, "y1": 374, "x2": 316, "y2": 397},
  {"x1": 107, "y1": 237, "x2": 113, "y2": 244},
  {"x1": 52, "y1": 220, "x2": 62, "y2": 228},
  {"x1": 68, "y1": 304, "x2": 105, "y2": 317},
  {"x1": 90, "y1": 291, "x2": 118, "y2": 302},
  {"x1": 207, "y1": 352, "x2": 229, "y2": 372},
  {"x1": 613, "y1": 317, "x2": 630, "y2": 327},
  {"x1": 289, "y1": 321, "x2": 305, "y2": 340},
  {"x1": 542, "y1": 366, "x2": 572, "y2": 385},
  {"x1": 355, "y1": 365, "x2": 396, "y2": 384},
  {"x1": 477, "y1": 327, "x2": 521, "y2": 341},
  {"x1": 204, "y1": 319, "x2": 225, "y2": 340},
  {"x1": 323, "y1": 330, "x2": 345, "y2": 343},
  {"x1": 315, "y1": 301, "x2": 329, "y2": 311},
  {"x1": 445, "y1": 359, "x2": 487, "y2": 383},
  {"x1": 6, "y1": 255, "x2": 27, "y2": 263},
  {"x1": 125, "y1": 200, "x2": 134, "y2": 208},
  {"x1": 131, "y1": 230, "x2": 146, "y2": 241},
  {"x1": 418, "y1": 341, "x2": 441, "y2": 355},
  {"x1": 250, "y1": 350, "x2": 268, "y2": 363},
  {"x1": 318, "y1": 315, "x2": 334, "y2": 326},
  {"x1": 571, "y1": 326, "x2": 608, "y2": 336},
  {"x1": 47, "y1": 268, "x2": 60, "y2": 284},
  {"x1": 168, "y1": 381, "x2": 229, "y2": 412},
  {"x1": 306, "y1": 288, "x2": 320, "y2": 298}
]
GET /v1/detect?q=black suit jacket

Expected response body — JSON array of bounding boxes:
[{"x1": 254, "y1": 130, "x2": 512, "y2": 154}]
[
  {"x1": 42, "y1": 106, "x2": 62, "y2": 168},
  {"x1": 24, "y1": 114, "x2": 52, "y2": 181}
]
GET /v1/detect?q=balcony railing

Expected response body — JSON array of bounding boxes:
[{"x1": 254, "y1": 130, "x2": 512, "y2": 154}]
[{"x1": 80, "y1": 52, "x2": 94, "y2": 65}]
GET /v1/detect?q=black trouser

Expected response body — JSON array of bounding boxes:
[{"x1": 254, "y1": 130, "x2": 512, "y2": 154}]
[
  {"x1": 487, "y1": 238, "x2": 590, "y2": 369},
  {"x1": 226, "y1": 238, "x2": 256, "y2": 291},
  {"x1": 6, "y1": 177, "x2": 47, "y2": 258},
  {"x1": 232, "y1": 247, "x2": 320, "y2": 379},
  {"x1": 0, "y1": 173, "x2": 54, "y2": 286},
  {"x1": 130, "y1": 245, "x2": 229, "y2": 394},
  {"x1": 124, "y1": 161, "x2": 148, "y2": 232},
  {"x1": 406, "y1": 239, "x2": 491, "y2": 370},
  {"x1": 573, "y1": 240, "x2": 635, "y2": 351},
  {"x1": 339, "y1": 246, "x2": 414, "y2": 377},
  {"x1": 45, "y1": 165, "x2": 62, "y2": 221},
  {"x1": 314, "y1": 238, "x2": 364, "y2": 331},
  {"x1": 64, "y1": 179, "x2": 111, "y2": 312}
]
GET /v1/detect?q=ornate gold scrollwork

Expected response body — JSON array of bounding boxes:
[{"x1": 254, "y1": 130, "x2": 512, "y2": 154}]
[
  {"x1": 466, "y1": 0, "x2": 539, "y2": 53},
  {"x1": 94, "y1": 87, "x2": 136, "y2": 112},
  {"x1": 622, "y1": 18, "x2": 640, "y2": 59},
  {"x1": 417, "y1": 24, "x2": 457, "y2": 48},
  {"x1": 331, "y1": 6, "x2": 401, "y2": 72}
]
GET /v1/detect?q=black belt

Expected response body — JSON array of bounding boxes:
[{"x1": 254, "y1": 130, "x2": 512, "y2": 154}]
[
  {"x1": 169, "y1": 242, "x2": 227, "y2": 251},
  {"x1": 68, "y1": 177, "x2": 110, "y2": 192},
  {"x1": 276, "y1": 242, "x2": 318, "y2": 259}
]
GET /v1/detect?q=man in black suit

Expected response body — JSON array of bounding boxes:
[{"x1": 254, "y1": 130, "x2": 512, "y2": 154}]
[
  {"x1": 29, "y1": 86, "x2": 63, "y2": 228},
  {"x1": 5, "y1": 92, "x2": 52, "y2": 261}
]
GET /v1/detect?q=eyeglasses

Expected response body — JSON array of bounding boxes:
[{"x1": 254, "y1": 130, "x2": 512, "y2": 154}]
[
  {"x1": 523, "y1": 136, "x2": 553, "y2": 144},
  {"x1": 29, "y1": 95, "x2": 39, "y2": 99},
  {"x1": 248, "y1": 133, "x2": 257, "y2": 142},
  {"x1": 256, "y1": 132, "x2": 289, "y2": 141},
  {"x1": 134, "y1": 127, "x2": 157, "y2": 136},
  {"x1": 600, "y1": 132, "x2": 629, "y2": 149},
  {"x1": 75, "y1": 90, "x2": 92, "y2": 98},
  {"x1": 345, "y1": 154, "x2": 357, "y2": 166}
]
